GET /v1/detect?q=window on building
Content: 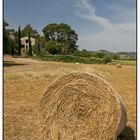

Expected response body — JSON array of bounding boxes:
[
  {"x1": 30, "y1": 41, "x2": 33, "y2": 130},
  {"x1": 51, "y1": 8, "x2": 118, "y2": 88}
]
[{"x1": 25, "y1": 39, "x2": 28, "y2": 43}]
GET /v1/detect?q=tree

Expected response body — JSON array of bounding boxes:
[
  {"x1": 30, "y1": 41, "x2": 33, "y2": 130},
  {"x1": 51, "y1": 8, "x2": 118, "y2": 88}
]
[
  {"x1": 4, "y1": 27, "x2": 17, "y2": 55},
  {"x1": 4, "y1": 22, "x2": 8, "y2": 27},
  {"x1": 22, "y1": 24, "x2": 38, "y2": 38},
  {"x1": 95, "y1": 52, "x2": 106, "y2": 58},
  {"x1": 9, "y1": 38, "x2": 15, "y2": 55},
  {"x1": 39, "y1": 36, "x2": 46, "y2": 49},
  {"x1": 44, "y1": 40, "x2": 61, "y2": 55},
  {"x1": 57, "y1": 23, "x2": 78, "y2": 54},
  {"x1": 3, "y1": 20, "x2": 10, "y2": 54},
  {"x1": 74, "y1": 49, "x2": 92, "y2": 57},
  {"x1": 103, "y1": 56, "x2": 112, "y2": 64},
  {"x1": 22, "y1": 24, "x2": 38, "y2": 56},
  {"x1": 67, "y1": 30, "x2": 78, "y2": 53},
  {"x1": 112, "y1": 54, "x2": 120, "y2": 60},
  {"x1": 36, "y1": 40, "x2": 41, "y2": 54},
  {"x1": 42, "y1": 23, "x2": 58, "y2": 41},
  {"x1": 33, "y1": 39, "x2": 41, "y2": 55},
  {"x1": 28, "y1": 32, "x2": 32, "y2": 56},
  {"x1": 42, "y1": 23, "x2": 78, "y2": 54},
  {"x1": 18, "y1": 26, "x2": 21, "y2": 55}
]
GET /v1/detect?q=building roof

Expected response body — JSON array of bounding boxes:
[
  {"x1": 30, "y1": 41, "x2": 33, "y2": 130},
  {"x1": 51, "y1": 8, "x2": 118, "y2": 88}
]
[{"x1": 21, "y1": 36, "x2": 36, "y2": 41}]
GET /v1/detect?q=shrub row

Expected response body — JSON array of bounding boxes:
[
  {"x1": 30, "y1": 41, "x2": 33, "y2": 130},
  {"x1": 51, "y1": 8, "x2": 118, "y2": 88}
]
[{"x1": 38, "y1": 55, "x2": 111, "y2": 64}]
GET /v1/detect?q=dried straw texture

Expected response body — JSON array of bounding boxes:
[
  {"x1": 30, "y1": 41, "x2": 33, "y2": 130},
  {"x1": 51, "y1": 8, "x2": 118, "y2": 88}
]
[
  {"x1": 116, "y1": 64, "x2": 122, "y2": 68},
  {"x1": 40, "y1": 72, "x2": 127, "y2": 140}
]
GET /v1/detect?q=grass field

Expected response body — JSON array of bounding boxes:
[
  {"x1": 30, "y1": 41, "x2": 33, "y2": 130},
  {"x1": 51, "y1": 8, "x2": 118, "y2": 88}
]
[
  {"x1": 111, "y1": 60, "x2": 136, "y2": 66},
  {"x1": 4, "y1": 55, "x2": 136, "y2": 140}
]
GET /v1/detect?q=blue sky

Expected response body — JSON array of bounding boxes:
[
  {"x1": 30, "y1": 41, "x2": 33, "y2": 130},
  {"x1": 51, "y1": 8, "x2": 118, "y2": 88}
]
[{"x1": 4, "y1": 0, "x2": 136, "y2": 52}]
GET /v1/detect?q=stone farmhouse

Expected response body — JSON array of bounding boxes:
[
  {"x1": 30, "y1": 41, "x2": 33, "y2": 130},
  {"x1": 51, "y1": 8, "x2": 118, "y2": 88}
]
[{"x1": 21, "y1": 36, "x2": 36, "y2": 50}]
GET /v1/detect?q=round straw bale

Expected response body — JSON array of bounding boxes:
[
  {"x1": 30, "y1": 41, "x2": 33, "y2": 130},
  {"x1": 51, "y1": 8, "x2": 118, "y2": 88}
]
[
  {"x1": 116, "y1": 63, "x2": 122, "y2": 68},
  {"x1": 106, "y1": 62, "x2": 112, "y2": 65},
  {"x1": 75, "y1": 62, "x2": 80, "y2": 65},
  {"x1": 40, "y1": 72, "x2": 127, "y2": 140}
]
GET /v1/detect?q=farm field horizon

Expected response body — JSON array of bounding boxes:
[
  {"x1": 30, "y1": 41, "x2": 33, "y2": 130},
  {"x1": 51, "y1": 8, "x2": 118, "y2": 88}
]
[{"x1": 4, "y1": 55, "x2": 136, "y2": 140}]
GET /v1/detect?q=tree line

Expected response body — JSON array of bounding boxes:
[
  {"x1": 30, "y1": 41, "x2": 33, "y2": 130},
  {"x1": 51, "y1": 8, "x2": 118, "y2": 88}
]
[
  {"x1": 3, "y1": 21, "x2": 78, "y2": 56},
  {"x1": 3, "y1": 20, "x2": 122, "y2": 64}
]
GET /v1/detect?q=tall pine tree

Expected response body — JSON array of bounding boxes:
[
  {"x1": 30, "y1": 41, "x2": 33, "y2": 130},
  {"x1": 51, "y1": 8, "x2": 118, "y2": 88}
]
[
  {"x1": 3, "y1": 21, "x2": 10, "y2": 54},
  {"x1": 18, "y1": 26, "x2": 21, "y2": 55},
  {"x1": 28, "y1": 32, "x2": 32, "y2": 56}
]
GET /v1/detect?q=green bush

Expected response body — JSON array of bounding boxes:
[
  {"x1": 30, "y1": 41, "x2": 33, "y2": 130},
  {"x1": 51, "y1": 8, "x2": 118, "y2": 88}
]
[
  {"x1": 44, "y1": 40, "x2": 61, "y2": 55},
  {"x1": 73, "y1": 49, "x2": 92, "y2": 58},
  {"x1": 21, "y1": 48, "x2": 29, "y2": 58},
  {"x1": 103, "y1": 56, "x2": 112, "y2": 64},
  {"x1": 39, "y1": 55, "x2": 104, "y2": 64},
  {"x1": 32, "y1": 43, "x2": 41, "y2": 55},
  {"x1": 38, "y1": 48, "x2": 49, "y2": 56},
  {"x1": 111, "y1": 54, "x2": 120, "y2": 60},
  {"x1": 94, "y1": 52, "x2": 106, "y2": 58}
]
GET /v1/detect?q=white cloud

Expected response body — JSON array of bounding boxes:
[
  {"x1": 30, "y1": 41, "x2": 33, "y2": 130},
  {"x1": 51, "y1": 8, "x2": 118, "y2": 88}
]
[
  {"x1": 75, "y1": 0, "x2": 136, "y2": 52},
  {"x1": 75, "y1": 0, "x2": 112, "y2": 28}
]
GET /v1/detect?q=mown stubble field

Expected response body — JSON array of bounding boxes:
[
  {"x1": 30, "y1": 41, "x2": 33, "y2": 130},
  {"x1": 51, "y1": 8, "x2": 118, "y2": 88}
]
[{"x1": 4, "y1": 55, "x2": 136, "y2": 140}]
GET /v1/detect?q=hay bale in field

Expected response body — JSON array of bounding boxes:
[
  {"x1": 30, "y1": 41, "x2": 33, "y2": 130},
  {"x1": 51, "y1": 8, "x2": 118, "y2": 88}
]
[
  {"x1": 106, "y1": 62, "x2": 112, "y2": 65},
  {"x1": 116, "y1": 63, "x2": 122, "y2": 68},
  {"x1": 75, "y1": 62, "x2": 80, "y2": 65},
  {"x1": 40, "y1": 72, "x2": 127, "y2": 140}
]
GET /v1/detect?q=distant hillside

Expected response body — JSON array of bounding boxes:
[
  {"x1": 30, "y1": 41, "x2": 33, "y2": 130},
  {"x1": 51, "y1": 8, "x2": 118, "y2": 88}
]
[
  {"x1": 89, "y1": 50, "x2": 136, "y2": 59},
  {"x1": 116, "y1": 52, "x2": 136, "y2": 59},
  {"x1": 116, "y1": 51, "x2": 136, "y2": 56},
  {"x1": 89, "y1": 50, "x2": 114, "y2": 54}
]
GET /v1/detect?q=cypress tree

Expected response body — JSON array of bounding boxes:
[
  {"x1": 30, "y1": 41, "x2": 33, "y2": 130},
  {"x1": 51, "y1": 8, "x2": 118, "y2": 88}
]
[
  {"x1": 3, "y1": 21, "x2": 10, "y2": 54},
  {"x1": 18, "y1": 26, "x2": 21, "y2": 55},
  {"x1": 10, "y1": 39, "x2": 15, "y2": 55},
  {"x1": 36, "y1": 39, "x2": 40, "y2": 55},
  {"x1": 28, "y1": 32, "x2": 32, "y2": 56}
]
